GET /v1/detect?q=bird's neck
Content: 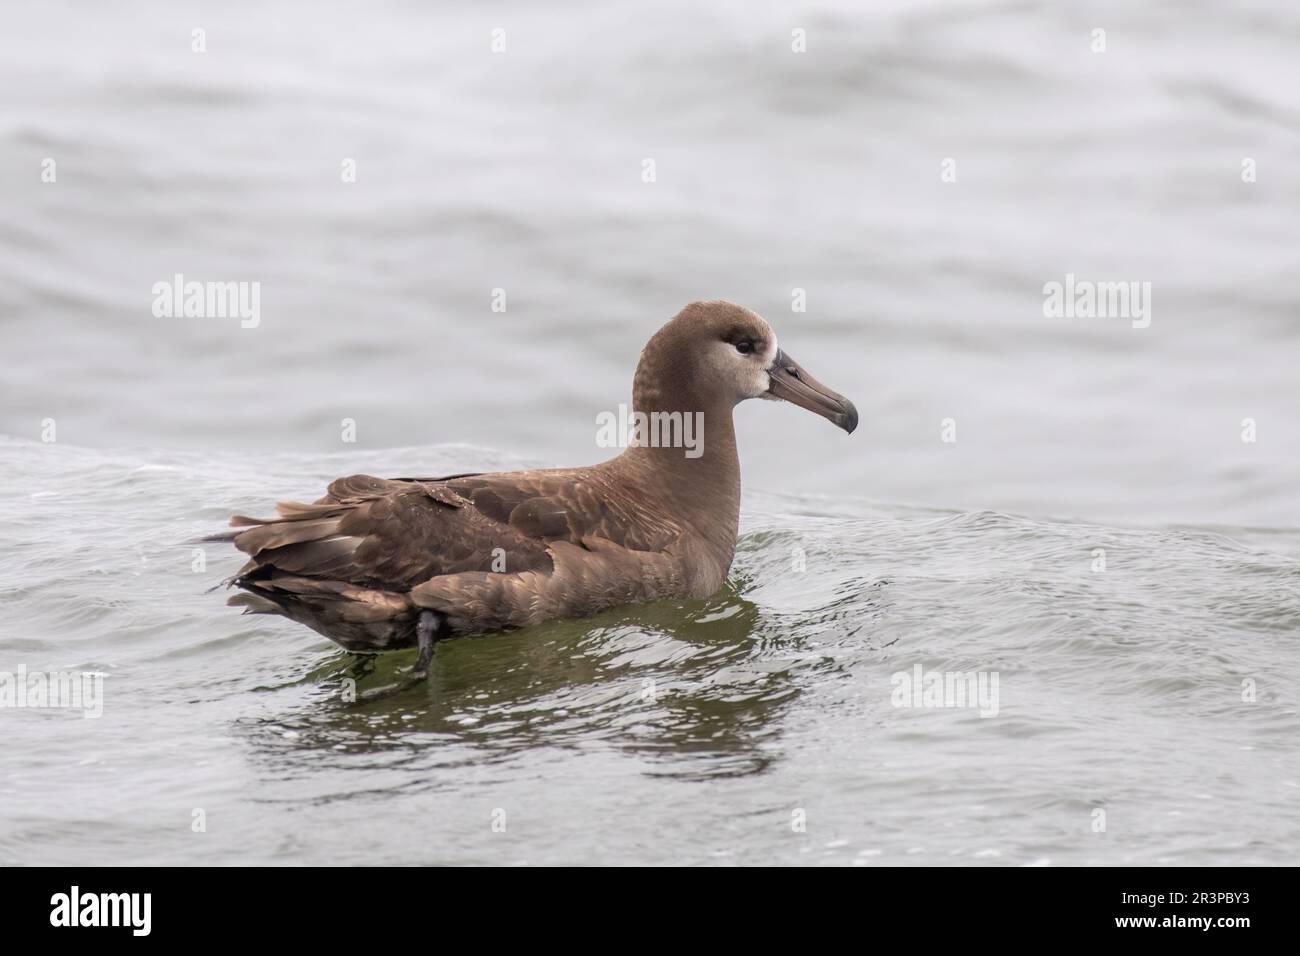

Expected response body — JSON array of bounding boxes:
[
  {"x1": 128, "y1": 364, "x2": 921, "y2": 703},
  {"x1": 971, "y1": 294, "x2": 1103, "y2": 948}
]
[{"x1": 610, "y1": 394, "x2": 742, "y2": 563}]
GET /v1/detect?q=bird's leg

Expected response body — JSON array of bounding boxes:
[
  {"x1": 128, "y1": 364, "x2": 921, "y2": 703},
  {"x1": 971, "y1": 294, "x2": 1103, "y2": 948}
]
[{"x1": 414, "y1": 610, "x2": 439, "y2": 677}]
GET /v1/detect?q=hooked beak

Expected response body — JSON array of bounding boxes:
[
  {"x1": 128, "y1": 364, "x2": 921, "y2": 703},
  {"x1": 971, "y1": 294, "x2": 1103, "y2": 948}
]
[{"x1": 766, "y1": 348, "x2": 858, "y2": 434}]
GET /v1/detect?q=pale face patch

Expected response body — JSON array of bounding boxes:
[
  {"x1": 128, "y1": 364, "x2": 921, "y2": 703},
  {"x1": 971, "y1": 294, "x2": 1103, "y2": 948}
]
[{"x1": 703, "y1": 333, "x2": 777, "y2": 402}]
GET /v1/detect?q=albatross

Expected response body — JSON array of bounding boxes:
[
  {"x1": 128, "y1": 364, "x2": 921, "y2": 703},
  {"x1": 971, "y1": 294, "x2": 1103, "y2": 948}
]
[{"x1": 219, "y1": 300, "x2": 857, "y2": 676}]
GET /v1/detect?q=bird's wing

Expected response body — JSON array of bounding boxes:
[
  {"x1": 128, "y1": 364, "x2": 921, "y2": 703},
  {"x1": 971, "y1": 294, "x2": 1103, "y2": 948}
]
[
  {"x1": 229, "y1": 468, "x2": 680, "y2": 592},
  {"x1": 442, "y1": 471, "x2": 681, "y2": 553}
]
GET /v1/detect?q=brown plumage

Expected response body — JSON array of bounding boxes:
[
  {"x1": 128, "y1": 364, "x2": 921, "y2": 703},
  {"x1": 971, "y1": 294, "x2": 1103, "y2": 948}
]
[{"x1": 220, "y1": 300, "x2": 857, "y2": 669}]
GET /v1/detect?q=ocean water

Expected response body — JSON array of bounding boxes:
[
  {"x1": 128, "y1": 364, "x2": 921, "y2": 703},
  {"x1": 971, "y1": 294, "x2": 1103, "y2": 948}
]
[{"x1": 2, "y1": 0, "x2": 1299, "y2": 865}]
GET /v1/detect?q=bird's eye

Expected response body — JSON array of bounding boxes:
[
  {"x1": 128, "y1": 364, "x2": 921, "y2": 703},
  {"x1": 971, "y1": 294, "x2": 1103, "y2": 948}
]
[{"x1": 735, "y1": 341, "x2": 753, "y2": 355}]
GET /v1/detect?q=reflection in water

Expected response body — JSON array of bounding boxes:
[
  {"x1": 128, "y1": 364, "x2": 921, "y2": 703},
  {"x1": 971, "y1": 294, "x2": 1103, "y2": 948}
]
[{"x1": 239, "y1": 552, "x2": 889, "y2": 782}]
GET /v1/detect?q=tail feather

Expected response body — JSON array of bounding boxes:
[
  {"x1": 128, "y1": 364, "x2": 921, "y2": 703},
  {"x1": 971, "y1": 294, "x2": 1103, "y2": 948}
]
[
  {"x1": 226, "y1": 591, "x2": 284, "y2": 614},
  {"x1": 231, "y1": 517, "x2": 345, "y2": 554},
  {"x1": 195, "y1": 529, "x2": 242, "y2": 544},
  {"x1": 255, "y1": 536, "x2": 362, "y2": 577},
  {"x1": 209, "y1": 499, "x2": 418, "y2": 652}
]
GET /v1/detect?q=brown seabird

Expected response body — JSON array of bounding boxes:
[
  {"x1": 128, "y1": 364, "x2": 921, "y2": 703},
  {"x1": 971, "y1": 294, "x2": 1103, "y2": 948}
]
[{"x1": 219, "y1": 300, "x2": 857, "y2": 675}]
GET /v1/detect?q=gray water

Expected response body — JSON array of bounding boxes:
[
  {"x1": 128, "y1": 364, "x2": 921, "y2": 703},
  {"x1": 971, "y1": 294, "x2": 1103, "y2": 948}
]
[{"x1": 2, "y1": 0, "x2": 1299, "y2": 865}]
